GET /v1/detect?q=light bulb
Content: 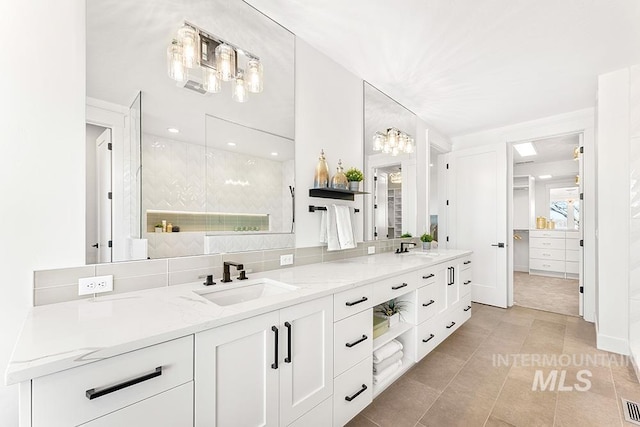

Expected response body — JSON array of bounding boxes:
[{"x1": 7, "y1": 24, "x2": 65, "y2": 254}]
[
  {"x1": 202, "y1": 67, "x2": 221, "y2": 93},
  {"x1": 167, "y1": 40, "x2": 186, "y2": 82},
  {"x1": 245, "y1": 58, "x2": 264, "y2": 93},
  {"x1": 215, "y1": 43, "x2": 236, "y2": 82},
  {"x1": 398, "y1": 133, "x2": 407, "y2": 151},
  {"x1": 373, "y1": 132, "x2": 385, "y2": 151},
  {"x1": 232, "y1": 71, "x2": 248, "y2": 103},
  {"x1": 405, "y1": 137, "x2": 414, "y2": 154},
  {"x1": 177, "y1": 25, "x2": 197, "y2": 68},
  {"x1": 387, "y1": 128, "x2": 398, "y2": 148},
  {"x1": 391, "y1": 146, "x2": 399, "y2": 156}
]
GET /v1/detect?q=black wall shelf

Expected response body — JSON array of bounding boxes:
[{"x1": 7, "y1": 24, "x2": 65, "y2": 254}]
[{"x1": 309, "y1": 188, "x2": 368, "y2": 201}]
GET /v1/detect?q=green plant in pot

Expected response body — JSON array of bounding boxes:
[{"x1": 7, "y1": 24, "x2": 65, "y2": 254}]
[
  {"x1": 375, "y1": 298, "x2": 407, "y2": 327},
  {"x1": 345, "y1": 167, "x2": 363, "y2": 191},
  {"x1": 400, "y1": 232, "x2": 412, "y2": 238},
  {"x1": 154, "y1": 223, "x2": 164, "y2": 233},
  {"x1": 420, "y1": 232, "x2": 433, "y2": 250}
]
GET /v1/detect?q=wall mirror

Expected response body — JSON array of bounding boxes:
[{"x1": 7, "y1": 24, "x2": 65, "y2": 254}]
[
  {"x1": 363, "y1": 82, "x2": 418, "y2": 240},
  {"x1": 86, "y1": 0, "x2": 295, "y2": 262}
]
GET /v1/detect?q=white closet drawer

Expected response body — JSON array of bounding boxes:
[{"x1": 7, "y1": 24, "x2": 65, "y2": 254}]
[
  {"x1": 334, "y1": 309, "x2": 373, "y2": 376},
  {"x1": 334, "y1": 285, "x2": 373, "y2": 321},
  {"x1": 530, "y1": 237, "x2": 565, "y2": 250},
  {"x1": 566, "y1": 238, "x2": 580, "y2": 251},
  {"x1": 416, "y1": 283, "x2": 441, "y2": 324},
  {"x1": 460, "y1": 268, "x2": 472, "y2": 297},
  {"x1": 372, "y1": 272, "x2": 416, "y2": 304},
  {"x1": 566, "y1": 249, "x2": 580, "y2": 262},
  {"x1": 566, "y1": 231, "x2": 580, "y2": 240},
  {"x1": 530, "y1": 230, "x2": 565, "y2": 238},
  {"x1": 416, "y1": 319, "x2": 440, "y2": 361},
  {"x1": 530, "y1": 258, "x2": 565, "y2": 272},
  {"x1": 566, "y1": 261, "x2": 579, "y2": 274},
  {"x1": 32, "y1": 336, "x2": 193, "y2": 427},
  {"x1": 333, "y1": 356, "x2": 372, "y2": 427},
  {"x1": 530, "y1": 248, "x2": 565, "y2": 261}
]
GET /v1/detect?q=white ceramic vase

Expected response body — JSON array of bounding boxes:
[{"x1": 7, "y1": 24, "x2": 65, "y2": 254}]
[{"x1": 388, "y1": 313, "x2": 400, "y2": 328}]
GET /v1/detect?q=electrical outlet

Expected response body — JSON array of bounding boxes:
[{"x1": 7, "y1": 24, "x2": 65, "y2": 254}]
[
  {"x1": 78, "y1": 275, "x2": 113, "y2": 296},
  {"x1": 280, "y1": 254, "x2": 294, "y2": 266},
  {"x1": 368, "y1": 246, "x2": 376, "y2": 255}
]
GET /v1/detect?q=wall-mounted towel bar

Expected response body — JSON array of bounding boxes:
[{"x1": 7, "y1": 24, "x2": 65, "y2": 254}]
[{"x1": 309, "y1": 205, "x2": 360, "y2": 213}]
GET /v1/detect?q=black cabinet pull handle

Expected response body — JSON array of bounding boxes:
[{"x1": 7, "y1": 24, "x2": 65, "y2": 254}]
[
  {"x1": 345, "y1": 335, "x2": 368, "y2": 348},
  {"x1": 422, "y1": 273, "x2": 435, "y2": 280},
  {"x1": 446, "y1": 321, "x2": 456, "y2": 329},
  {"x1": 422, "y1": 334, "x2": 435, "y2": 343},
  {"x1": 463, "y1": 260, "x2": 471, "y2": 265},
  {"x1": 464, "y1": 306, "x2": 472, "y2": 312},
  {"x1": 271, "y1": 326, "x2": 279, "y2": 369},
  {"x1": 345, "y1": 384, "x2": 368, "y2": 402},
  {"x1": 422, "y1": 299, "x2": 435, "y2": 307},
  {"x1": 464, "y1": 280, "x2": 472, "y2": 285},
  {"x1": 392, "y1": 283, "x2": 408, "y2": 290},
  {"x1": 346, "y1": 297, "x2": 368, "y2": 307},
  {"x1": 451, "y1": 267, "x2": 455, "y2": 285},
  {"x1": 86, "y1": 366, "x2": 162, "y2": 400},
  {"x1": 284, "y1": 322, "x2": 292, "y2": 363}
]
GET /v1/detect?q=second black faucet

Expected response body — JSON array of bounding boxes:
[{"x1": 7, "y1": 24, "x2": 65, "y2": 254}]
[{"x1": 221, "y1": 261, "x2": 248, "y2": 283}]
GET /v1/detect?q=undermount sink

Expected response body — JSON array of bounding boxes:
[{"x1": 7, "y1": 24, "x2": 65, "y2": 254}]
[{"x1": 194, "y1": 279, "x2": 298, "y2": 306}]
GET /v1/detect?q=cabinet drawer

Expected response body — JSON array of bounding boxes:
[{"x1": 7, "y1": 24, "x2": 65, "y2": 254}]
[
  {"x1": 460, "y1": 256, "x2": 472, "y2": 270},
  {"x1": 334, "y1": 284, "x2": 373, "y2": 321},
  {"x1": 334, "y1": 309, "x2": 373, "y2": 376},
  {"x1": 530, "y1": 248, "x2": 565, "y2": 261},
  {"x1": 80, "y1": 382, "x2": 193, "y2": 427},
  {"x1": 417, "y1": 267, "x2": 437, "y2": 286},
  {"x1": 416, "y1": 283, "x2": 442, "y2": 324},
  {"x1": 460, "y1": 268, "x2": 472, "y2": 297},
  {"x1": 333, "y1": 356, "x2": 373, "y2": 427},
  {"x1": 372, "y1": 272, "x2": 417, "y2": 304},
  {"x1": 566, "y1": 238, "x2": 580, "y2": 251},
  {"x1": 33, "y1": 336, "x2": 193, "y2": 427},
  {"x1": 530, "y1": 237, "x2": 565, "y2": 250},
  {"x1": 566, "y1": 261, "x2": 579, "y2": 274},
  {"x1": 566, "y1": 249, "x2": 579, "y2": 262},
  {"x1": 459, "y1": 295, "x2": 473, "y2": 325},
  {"x1": 530, "y1": 230, "x2": 565, "y2": 238},
  {"x1": 566, "y1": 231, "x2": 580, "y2": 240},
  {"x1": 530, "y1": 258, "x2": 565, "y2": 272},
  {"x1": 416, "y1": 319, "x2": 440, "y2": 361}
]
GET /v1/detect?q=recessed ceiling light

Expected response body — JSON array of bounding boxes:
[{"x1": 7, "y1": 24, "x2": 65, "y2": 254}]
[
  {"x1": 538, "y1": 174, "x2": 552, "y2": 180},
  {"x1": 514, "y1": 142, "x2": 537, "y2": 157},
  {"x1": 429, "y1": 163, "x2": 434, "y2": 167},
  {"x1": 167, "y1": 127, "x2": 180, "y2": 134},
  {"x1": 227, "y1": 142, "x2": 236, "y2": 146},
  {"x1": 271, "y1": 152, "x2": 278, "y2": 156}
]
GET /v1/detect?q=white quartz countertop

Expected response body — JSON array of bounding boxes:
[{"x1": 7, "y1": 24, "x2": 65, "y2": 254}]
[{"x1": 5, "y1": 249, "x2": 471, "y2": 385}]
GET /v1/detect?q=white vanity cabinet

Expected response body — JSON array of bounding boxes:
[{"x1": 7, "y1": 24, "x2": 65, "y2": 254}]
[{"x1": 195, "y1": 295, "x2": 333, "y2": 427}]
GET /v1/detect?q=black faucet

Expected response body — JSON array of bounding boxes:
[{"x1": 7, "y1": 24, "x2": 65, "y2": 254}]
[
  {"x1": 396, "y1": 242, "x2": 417, "y2": 253},
  {"x1": 203, "y1": 274, "x2": 216, "y2": 286},
  {"x1": 222, "y1": 261, "x2": 247, "y2": 282}
]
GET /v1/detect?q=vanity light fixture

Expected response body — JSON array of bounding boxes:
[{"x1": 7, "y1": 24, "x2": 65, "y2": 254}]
[
  {"x1": 167, "y1": 21, "x2": 264, "y2": 102},
  {"x1": 514, "y1": 142, "x2": 537, "y2": 157},
  {"x1": 372, "y1": 128, "x2": 414, "y2": 156}
]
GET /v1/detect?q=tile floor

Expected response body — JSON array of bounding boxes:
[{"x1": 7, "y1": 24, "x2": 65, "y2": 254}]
[
  {"x1": 514, "y1": 272, "x2": 579, "y2": 316},
  {"x1": 347, "y1": 303, "x2": 639, "y2": 427}
]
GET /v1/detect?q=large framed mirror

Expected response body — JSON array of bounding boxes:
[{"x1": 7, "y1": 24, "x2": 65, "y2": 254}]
[
  {"x1": 86, "y1": 0, "x2": 295, "y2": 263},
  {"x1": 363, "y1": 82, "x2": 418, "y2": 241}
]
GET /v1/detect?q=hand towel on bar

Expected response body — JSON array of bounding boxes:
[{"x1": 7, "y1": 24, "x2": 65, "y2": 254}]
[
  {"x1": 373, "y1": 350, "x2": 404, "y2": 373},
  {"x1": 372, "y1": 339, "x2": 403, "y2": 363},
  {"x1": 319, "y1": 211, "x2": 328, "y2": 243},
  {"x1": 333, "y1": 204, "x2": 356, "y2": 249},
  {"x1": 372, "y1": 360, "x2": 402, "y2": 385},
  {"x1": 323, "y1": 206, "x2": 340, "y2": 251}
]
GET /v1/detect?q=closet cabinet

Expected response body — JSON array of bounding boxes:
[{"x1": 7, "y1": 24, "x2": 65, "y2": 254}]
[{"x1": 529, "y1": 230, "x2": 580, "y2": 278}]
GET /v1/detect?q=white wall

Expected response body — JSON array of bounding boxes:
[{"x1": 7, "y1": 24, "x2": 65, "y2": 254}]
[
  {"x1": 0, "y1": 0, "x2": 86, "y2": 423},
  {"x1": 295, "y1": 39, "x2": 364, "y2": 247}
]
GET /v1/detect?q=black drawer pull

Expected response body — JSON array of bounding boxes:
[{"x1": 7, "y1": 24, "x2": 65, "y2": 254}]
[
  {"x1": 392, "y1": 283, "x2": 408, "y2": 290},
  {"x1": 345, "y1": 384, "x2": 368, "y2": 402},
  {"x1": 86, "y1": 366, "x2": 162, "y2": 400},
  {"x1": 345, "y1": 335, "x2": 368, "y2": 348},
  {"x1": 422, "y1": 334, "x2": 435, "y2": 343},
  {"x1": 463, "y1": 260, "x2": 471, "y2": 265},
  {"x1": 464, "y1": 306, "x2": 472, "y2": 312},
  {"x1": 284, "y1": 321, "x2": 292, "y2": 363},
  {"x1": 464, "y1": 280, "x2": 472, "y2": 285},
  {"x1": 422, "y1": 299, "x2": 435, "y2": 307},
  {"x1": 446, "y1": 321, "x2": 456, "y2": 329},
  {"x1": 422, "y1": 274, "x2": 435, "y2": 280},
  {"x1": 345, "y1": 297, "x2": 368, "y2": 307},
  {"x1": 271, "y1": 326, "x2": 279, "y2": 369}
]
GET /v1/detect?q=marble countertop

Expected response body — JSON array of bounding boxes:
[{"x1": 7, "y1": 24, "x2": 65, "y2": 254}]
[{"x1": 5, "y1": 249, "x2": 471, "y2": 385}]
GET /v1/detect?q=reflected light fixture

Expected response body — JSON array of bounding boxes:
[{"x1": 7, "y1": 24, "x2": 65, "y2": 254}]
[
  {"x1": 573, "y1": 146, "x2": 579, "y2": 160},
  {"x1": 372, "y1": 128, "x2": 414, "y2": 156},
  {"x1": 167, "y1": 21, "x2": 264, "y2": 102},
  {"x1": 389, "y1": 172, "x2": 402, "y2": 184}
]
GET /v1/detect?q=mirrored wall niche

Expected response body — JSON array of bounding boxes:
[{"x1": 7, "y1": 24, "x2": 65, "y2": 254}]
[
  {"x1": 86, "y1": 0, "x2": 295, "y2": 261},
  {"x1": 363, "y1": 82, "x2": 418, "y2": 241}
]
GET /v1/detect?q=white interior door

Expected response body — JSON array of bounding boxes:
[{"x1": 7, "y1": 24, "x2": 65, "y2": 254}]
[
  {"x1": 449, "y1": 143, "x2": 508, "y2": 308},
  {"x1": 578, "y1": 133, "x2": 584, "y2": 316},
  {"x1": 96, "y1": 128, "x2": 112, "y2": 263}
]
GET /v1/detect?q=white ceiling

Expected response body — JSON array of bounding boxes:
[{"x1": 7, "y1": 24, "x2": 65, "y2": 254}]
[
  {"x1": 514, "y1": 133, "x2": 580, "y2": 164},
  {"x1": 246, "y1": 0, "x2": 640, "y2": 137}
]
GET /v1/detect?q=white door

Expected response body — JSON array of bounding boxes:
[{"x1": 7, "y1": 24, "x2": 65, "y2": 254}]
[
  {"x1": 448, "y1": 143, "x2": 508, "y2": 308},
  {"x1": 279, "y1": 296, "x2": 333, "y2": 426},
  {"x1": 195, "y1": 311, "x2": 280, "y2": 427},
  {"x1": 96, "y1": 128, "x2": 112, "y2": 263},
  {"x1": 578, "y1": 133, "x2": 584, "y2": 316}
]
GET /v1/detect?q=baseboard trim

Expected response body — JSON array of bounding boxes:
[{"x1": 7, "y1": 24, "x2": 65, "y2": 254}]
[{"x1": 596, "y1": 320, "x2": 630, "y2": 355}]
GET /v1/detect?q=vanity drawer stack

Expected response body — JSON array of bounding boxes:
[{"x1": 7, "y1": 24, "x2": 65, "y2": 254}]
[
  {"x1": 529, "y1": 230, "x2": 580, "y2": 278},
  {"x1": 414, "y1": 266, "x2": 443, "y2": 359}
]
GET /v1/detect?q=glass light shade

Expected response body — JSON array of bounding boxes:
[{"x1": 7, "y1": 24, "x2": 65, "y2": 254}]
[
  {"x1": 387, "y1": 128, "x2": 398, "y2": 148},
  {"x1": 215, "y1": 43, "x2": 236, "y2": 81},
  {"x1": 405, "y1": 137, "x2": 415, "y2": 154},
  {"x1": 232, "y1": 71, "x2": 248, "y2": 103},
  {"x1": 398, "y1": 133, "x2": 407, "y2": 151},
  {"x1": 167, "y1": 41, "x2": 187, "y2": 82},
  {"x1": 245, "y1": 59, "x2": 264, "y2": 93},
  {"x1": 202, "y1": 67, "x2": 221, "y2": 93},
  {"x1": 382, "y1": 142, "x2": 392, "y2": 154},
  {"x1": 391, "y1": 146, "x2": 399, "y2": 156},
  {"x1": 178, "y1": 25, "x2": 197, "y2": 68},
  {"x1": 373, "y1": 132, "x2": 385, "y2": 151}
]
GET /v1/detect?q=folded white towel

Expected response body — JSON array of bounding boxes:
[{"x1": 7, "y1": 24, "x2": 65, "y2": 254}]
[
  {"x1": 373, "y1": 339, "x2": 403, "y2": 363},
  {"x1": 321, "y1": 206, "x2": 340, "y2": 251},
  {"x1": 333, "y1": 205, "x2": 356, "y2": 250},
  {"x1": 373, "y1": 350, "x2": 403, "y2": 373},
  {"x1": 372, "y1": 360, "x2": 402, "y2": 385}
]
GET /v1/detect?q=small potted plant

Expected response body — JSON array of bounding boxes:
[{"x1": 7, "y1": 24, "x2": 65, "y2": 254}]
[
  {"x1": 154, "y1": 223, "x2": 163, "y2": 233},
  {"x1": 420, "y1": 232, "x2": 433, "y2": 250},
  {"x1": 375, "y1": 299, "x2": 407, "y2": 328},
  {"x1": 400, "y1": 232, "x2": 412, "y2": 238},
  {"x1": 345, "y1": 167, "x2": 364, "y2": 191}
]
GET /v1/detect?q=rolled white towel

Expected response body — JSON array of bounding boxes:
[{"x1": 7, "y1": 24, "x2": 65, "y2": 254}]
[
  {"x1": 373, "y1": 350, "x2": 403, "y2": 373},
  {"x1": 372, "y1": 339, "x2": 403, "y2": 363},
  {"x1": 372, "y1": 360, "x2": 402, "y2": 385}
]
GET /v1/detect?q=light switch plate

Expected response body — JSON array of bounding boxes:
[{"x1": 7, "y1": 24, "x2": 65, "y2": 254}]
[
  {"x1": 280, "y1": 254, "x2": 294, "y2": 266},
  {"x1": 368, "y1": 246, "x2": 376, "y2": 255},
  {"x1": 78, "y1": 275, "x2": 113, "y2": 296}
]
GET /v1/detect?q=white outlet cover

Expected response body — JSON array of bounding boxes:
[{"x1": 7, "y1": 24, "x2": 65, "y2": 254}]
[
  {"x1": 368, "y1": 246, "x2": 376, "y2": 254},
  {"x1": 78, "y1": 275, "x2": 113, "y2": 296},
  {"x1": 280, "y1": 254, "x2": 294, "y2": 265}
]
